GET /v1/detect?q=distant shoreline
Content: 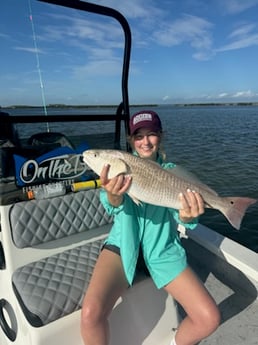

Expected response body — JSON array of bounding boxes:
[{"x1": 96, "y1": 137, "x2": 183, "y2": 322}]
[
  {"x1": 173, "y1": 102, "x2": 258, "y2": 107},
  {"x1": 1, "y1": 102, "x2": 258, "y2": 109},
  {"x1": 2, "y1": 104, "x2": 157, "y2": 109}
]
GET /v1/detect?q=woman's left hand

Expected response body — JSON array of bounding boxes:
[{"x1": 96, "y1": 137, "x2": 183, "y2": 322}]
[{"x1": 178, "y1": 189, "x2": 205, "y2": 223}]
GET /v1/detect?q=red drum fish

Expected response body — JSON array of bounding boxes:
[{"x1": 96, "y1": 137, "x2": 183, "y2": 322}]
[{"x1": 83, "y1": 149, "x2": 257, "y2": 230}]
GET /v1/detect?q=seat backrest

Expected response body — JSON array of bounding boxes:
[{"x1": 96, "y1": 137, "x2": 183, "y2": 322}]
[{"x1": 10, "y1": 189, "x2": 112, "y2": 248}]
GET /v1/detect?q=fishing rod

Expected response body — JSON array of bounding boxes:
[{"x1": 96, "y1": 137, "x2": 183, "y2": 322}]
[{"x1": 28, "y1": 0, "x2": 50, "y2": 132}]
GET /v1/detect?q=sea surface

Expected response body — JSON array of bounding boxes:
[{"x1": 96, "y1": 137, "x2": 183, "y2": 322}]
[{"x1": 5, "y1": 104, "x2": 258, "y2": 252}]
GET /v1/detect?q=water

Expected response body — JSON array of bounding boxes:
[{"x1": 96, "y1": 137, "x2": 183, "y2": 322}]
[
  {"x1": 158, "y1": 105, "x2": 258, "y2": 253},
  {"x1": 5, "y1": 105, "x2": 258, "y2": 252}
]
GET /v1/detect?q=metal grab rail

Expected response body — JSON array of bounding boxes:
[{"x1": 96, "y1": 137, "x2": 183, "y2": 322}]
[
  {"x1": 38, "y1": 0, "x2": 132, "y2": 149},
  {"x1": 4, "y1": 114, "x2": 118, "y2": 123}
]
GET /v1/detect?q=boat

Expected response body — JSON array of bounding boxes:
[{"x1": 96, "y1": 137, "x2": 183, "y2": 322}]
[{"x1": 0, "y1": 1, "x2": 257, "y2": 344}]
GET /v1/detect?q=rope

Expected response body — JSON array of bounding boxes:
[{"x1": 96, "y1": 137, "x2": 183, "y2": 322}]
[{"x1": 28, "y1": 0, "x2": 50, "y2": 132}]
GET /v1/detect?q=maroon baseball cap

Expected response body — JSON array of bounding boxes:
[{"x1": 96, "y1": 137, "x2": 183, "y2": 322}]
[{"x1": 129, "y1": 110, "x2": 162, "y2": 135}]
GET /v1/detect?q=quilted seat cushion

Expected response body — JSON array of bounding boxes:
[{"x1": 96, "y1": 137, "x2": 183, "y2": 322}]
[
  {"x1": 10, "y1": 189, "x2": 112, "y2": 248},
  {"x1": 12, "y1": 238, "x2": 105, "y2": 327}
]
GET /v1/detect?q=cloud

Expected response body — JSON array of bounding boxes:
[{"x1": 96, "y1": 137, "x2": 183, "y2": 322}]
[
  {"x1": 14, "y1": 47, "x2": 44, "y2": 54},
  {"x1": 205, "y1": 90, "x2": 258, "y2": 100},
  {"x1": 229, "y1": 23, "x2": 256, "y2": 38},
  {"x1": 73, "y1": 58, "x2": 122, "y2": 77},
  {"x1": 218, "y1": 92, "x2": 229, "y2": 98},
  {"x1": 232, "y1": 90, "x2": 256, "y2": 98},
  {"x1": 37, "y1": 5, "x2": 213, "y2": 65},
  {"x1": 0, "y1": 33, "x2": 9, "y2": 39},
  {"x1": 221, "y1": 0, "x2": 258, "y2": 14},
  {"x1": 216, "y1": 23, "x2": 258, "y2": 52},
  {"x1": 189, "y1": 90, "x2": 258, "y2": 102},
  {"x1": 97, "y1": 0, "x2": 163, "y2": 20},
  {"x1": 162, "y1": 95, "x2": 170, "y2": 101},
  {"x1": 152, "y1": 14, "x2": 214, "y2": 60},
  {"x1": 42, "y1": 14, "x2": 123, "y2": 49},
  {"x1": 33, "y1": 12, "x2": 126, "y2": 79}
]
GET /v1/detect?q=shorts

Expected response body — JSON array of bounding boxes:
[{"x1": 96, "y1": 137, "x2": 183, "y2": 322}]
[
  {"x1": 102, "y1": 243, "x2": 150, "y2": 277},
  {"x1": 102, "y1": 241, "x2": 187, "y2": 289}
]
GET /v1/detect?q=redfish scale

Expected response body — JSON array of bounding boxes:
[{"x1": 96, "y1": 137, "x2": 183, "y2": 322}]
[
  {"x1": 120, "y1": 153, "x2": 222, "y2": 208},
  {"x1": 140, "y1": 168, "x2": 218, "y2": 208},
  {"x1": 128, "y1": 166, "x2": 181, "y2": 207}
]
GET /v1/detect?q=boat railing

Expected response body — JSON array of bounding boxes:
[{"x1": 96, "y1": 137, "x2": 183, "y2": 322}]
[
  {"x1": 5, "y1": 0, "x2": 132, "y2": 151},
  {"x1": 40, "y1": 0, "x2": 131, "y2": 151}
]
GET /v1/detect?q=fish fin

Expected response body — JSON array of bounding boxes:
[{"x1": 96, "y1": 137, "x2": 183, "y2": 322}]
[
  {"x1": 170, "y1": 165, "x2": 218, "y2": 196},
  {"x1": 221, "y1": 197, "x2": 257, "y2": 230},
  {"x1": 108, "y1": 159, "x2": 129, "y2": 179}
]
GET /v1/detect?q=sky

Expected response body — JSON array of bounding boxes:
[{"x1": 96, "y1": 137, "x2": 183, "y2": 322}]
[{"x1": 1, "y1": 0, "x2": 258, "y2": 107}]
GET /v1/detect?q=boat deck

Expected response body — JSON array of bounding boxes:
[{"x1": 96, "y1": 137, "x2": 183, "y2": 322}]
[{"x1": 183, "y1": 237, "x2": 258, "y2": 345}]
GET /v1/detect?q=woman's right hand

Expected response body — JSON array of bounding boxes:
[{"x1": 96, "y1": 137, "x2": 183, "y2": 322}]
[{"x1": 100, "y1": 164, "x2": 132, "y2": 207}]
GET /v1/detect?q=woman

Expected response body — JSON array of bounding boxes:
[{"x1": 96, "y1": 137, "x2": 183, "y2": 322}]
[{"x1": 81, "y1": 110, "x2": 220, "y2": 345}]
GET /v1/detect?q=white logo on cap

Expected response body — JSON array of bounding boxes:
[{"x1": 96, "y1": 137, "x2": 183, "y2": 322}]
[{"x1": 133, "y1": 113, "x2": 152, "y2": 125}]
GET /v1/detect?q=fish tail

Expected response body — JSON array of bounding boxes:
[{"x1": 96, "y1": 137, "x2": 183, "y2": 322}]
[{"x1": 221, "y1": 197, "x2": 257, "y2": 230}]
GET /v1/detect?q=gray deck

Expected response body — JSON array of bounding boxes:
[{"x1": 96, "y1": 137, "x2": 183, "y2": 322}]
[{"x1": 183, "y1": 238, "x2": 258, "y2": 345}]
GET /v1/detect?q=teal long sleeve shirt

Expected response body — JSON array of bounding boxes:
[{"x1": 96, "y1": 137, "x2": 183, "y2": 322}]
[{"x1": 100, "y1": 161, "x2": 198, "y2": 288}]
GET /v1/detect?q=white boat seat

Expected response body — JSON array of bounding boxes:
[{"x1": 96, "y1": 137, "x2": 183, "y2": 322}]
[
  {"x1": 12, "y1": 238, "x2": 105, "y2": 327},
  {"x1": 9, "y1": 189, "x2": 113, "y2": 327}
]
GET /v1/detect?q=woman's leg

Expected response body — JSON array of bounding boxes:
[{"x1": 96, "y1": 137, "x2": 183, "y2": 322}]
[
  {"x1": 164, "y1": 267, "x2": 221, "y2": 345},
  {"x1": 81, "y1": 248, "x2": 128, "y2": 345}
]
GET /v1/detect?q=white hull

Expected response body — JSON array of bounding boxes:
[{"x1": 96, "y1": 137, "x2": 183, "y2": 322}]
[{"x1": 1, "y1": 192, "x2": 257, "y2": 345}]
